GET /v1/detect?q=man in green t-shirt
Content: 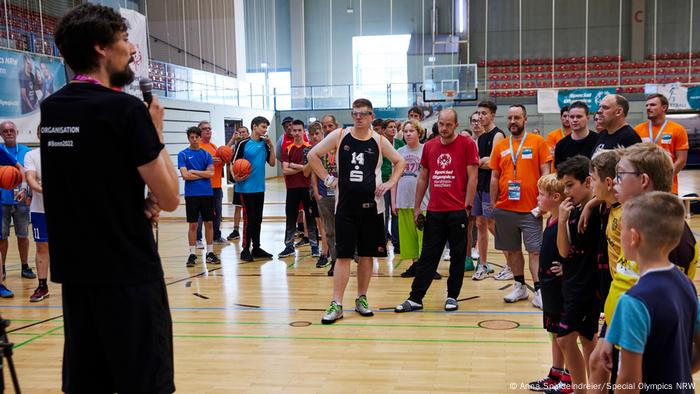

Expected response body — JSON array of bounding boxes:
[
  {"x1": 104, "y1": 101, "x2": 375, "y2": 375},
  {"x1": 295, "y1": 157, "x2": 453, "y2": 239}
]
[{"x1": 381, "y1": 119, "x2": 405, "y2": 254}]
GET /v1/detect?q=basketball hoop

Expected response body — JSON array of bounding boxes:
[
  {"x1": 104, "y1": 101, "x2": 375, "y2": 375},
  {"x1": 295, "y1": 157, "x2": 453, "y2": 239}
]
[{"x1": 444, "y1": 89, "x2": 456, "y2": 103}]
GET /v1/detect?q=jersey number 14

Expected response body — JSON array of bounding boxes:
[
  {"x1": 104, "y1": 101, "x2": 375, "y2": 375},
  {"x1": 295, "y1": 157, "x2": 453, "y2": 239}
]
[{"x1": 350, "y1": 152, "x2": 364, "y2": 182}]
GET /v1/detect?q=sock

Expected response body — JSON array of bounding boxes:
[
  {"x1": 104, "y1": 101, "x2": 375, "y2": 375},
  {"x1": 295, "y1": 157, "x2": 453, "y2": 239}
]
[
  {"x1": 38, "y1": 278, "x2": 47, "y2": 288},
  {"x1": 189, "y1": 246, "x2": 196, "y2": 254},
  {"x1": 22, "y1": 263, "x2": 29, "y2": 270},
  {"x1": 514, "y1": 275, "x2": 525, "y2": 285},
  {"x1": 534, "y1": 281, "x2": 541, "y2": 291},
  {"x1": 207, "y1": 244, "x2": 213, "y2": 253},
  {"x1": 234, "y1": 226, "x2": 239, "y2": 231}
]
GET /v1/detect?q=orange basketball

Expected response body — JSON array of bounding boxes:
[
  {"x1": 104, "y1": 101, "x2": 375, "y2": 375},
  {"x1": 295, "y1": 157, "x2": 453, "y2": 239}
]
[
  {"x1": 0, "y1": 166, "x2": 21, "y2": 190},
  {"x1": 216, "y1": 145, "x2": 233, "y2": 163},
  {"x1": 232, "y1": 159, "x2": 252, "y2": 178}
]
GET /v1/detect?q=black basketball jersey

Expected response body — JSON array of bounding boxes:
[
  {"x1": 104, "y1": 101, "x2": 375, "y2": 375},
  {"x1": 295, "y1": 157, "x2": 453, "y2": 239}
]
[
  {"x1": 335, "y1": 128, "x2": 384, "y2": 214},
  {"x1": 476, "y1": 127, "x2": 505, "y2": 192}
]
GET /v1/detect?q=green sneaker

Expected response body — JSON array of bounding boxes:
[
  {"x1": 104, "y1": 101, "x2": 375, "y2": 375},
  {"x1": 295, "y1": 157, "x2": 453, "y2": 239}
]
[
  {"x1": 321, "y1": 301, "x2": 343, "y2": 324},
  {"x1": 464, "y1": 257, "x2": 475, "y2": 271},
  {"x1": 354, "y1": 295, "x2": 374, "y2": 317}
]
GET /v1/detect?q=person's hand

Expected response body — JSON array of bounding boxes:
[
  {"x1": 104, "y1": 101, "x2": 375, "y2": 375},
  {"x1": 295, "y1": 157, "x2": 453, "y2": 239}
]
[
  {"x1": 578, "y1": 200, "x2": 593, "y2": 234},
  {"x1": 559, "y1": 197, "x2": 574, "y2": 223},
  {"x1": 314, "y1": 192, "x2": 321, "y2": 201},
  {"x1": 375, "y1": 180, "x2": 395, "y2": 197},
  {"x1": 551, "y1": 261, "x2": 563, "y2": 276},
  {"x1": 144, "y1": 193, "x2": 162, "y2": 224},
  {"x1": 24, "y1": 195, "x2": 31, "y2": 207},
  {"x1": 391, "y1": 204, "x2": 397, "y2": 216},
  {"x1": 323, "y1": 175, "x2": 338, "y2": 189},
  {"x1": 148, "y1": 96, "x2": 165, "y2": 141},
  {"x1": 14, "y1": 188, "x2": 26, "y2": 202},
  {"x1": 590, "y1": 339, "x2": 613, "y2": 373},
  {"x1": 233, "y1": 173, "x2": 250, "y2": 183},
  {"x1": 414, "y1": 207, "x2": 422, "y2": 223}
]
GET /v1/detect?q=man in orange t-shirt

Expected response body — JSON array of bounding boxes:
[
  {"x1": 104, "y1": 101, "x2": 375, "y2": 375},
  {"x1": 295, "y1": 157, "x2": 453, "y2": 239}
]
[
  {"x1": 633, "y1": 93, "x2": 689, "y2": 194},
  {"x1": 196, "y1": 121, "x2": 227, "y2": 244},
  {"x1": 490, "y1": 104, "x2": 552, "y2": 308}
]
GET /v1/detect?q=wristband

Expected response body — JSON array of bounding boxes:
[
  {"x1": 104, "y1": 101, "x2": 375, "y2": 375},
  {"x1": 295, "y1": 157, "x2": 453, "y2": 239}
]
[{"x1": 324, "y1": 175, "x2": 336, "y2": 187}]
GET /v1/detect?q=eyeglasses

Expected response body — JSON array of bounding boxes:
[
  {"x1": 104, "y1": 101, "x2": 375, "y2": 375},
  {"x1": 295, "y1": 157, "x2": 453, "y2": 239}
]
[
  {"x1": 470, "y1": 119, "x2": 480, "y2": 124},
  {"x1": 615, "y1": 171, "x2": 640, "y2": 183},
  {"x1": 351, "y1": 111, "x2": 372, "y2": 118}
]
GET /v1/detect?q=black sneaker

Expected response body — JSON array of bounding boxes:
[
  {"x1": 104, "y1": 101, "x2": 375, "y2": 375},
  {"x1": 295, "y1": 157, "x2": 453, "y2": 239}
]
[
  {"x1": 240, "y1": 249, "x2": 254, "y2": 262},
  {"x1": 206, "y1": 252, "x2": 221, "y2": 264},
  {"x1": 252, "y1": 248, "x2": 273, "y2": 259},
  {"x1": 278, "y1": 245, "x2": 295, "y2": 258},
  {"x1": 186, "y1": 254, "x2": 197, "y2": 267},
  {"x1": 227, "y1": 230, "x2": 240, "y2": 240},
  {"x1": 400, "y1": 262, "x2": 417, "y2": 278},
  {"x1": 21, "y1": 267, "x2": 37, "y2": 279},
  {"x1": 294, "y1": 237, "x2": 310, "y2": 247},
  {"x1": 433, "y1": 271, "x2": 442, "y2": 280},
  {"x1": 316, "y1": 255, "x2": 329, "y2": 268}
]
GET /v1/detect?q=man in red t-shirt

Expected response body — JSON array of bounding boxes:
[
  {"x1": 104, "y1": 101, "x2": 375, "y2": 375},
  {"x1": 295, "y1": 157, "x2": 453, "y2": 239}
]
[
  {"x1": 395, "y1": 108, "x2": 479, "y2": 312},
  {"x1": 278, "y1": 120, "x2": 319, "y2": 258}
]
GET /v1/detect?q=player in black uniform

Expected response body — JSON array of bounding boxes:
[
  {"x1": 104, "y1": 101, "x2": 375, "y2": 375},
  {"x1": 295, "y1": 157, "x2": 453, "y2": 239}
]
[{"x1": 308, "y1": 98, "x2": 406, "y2": 324}]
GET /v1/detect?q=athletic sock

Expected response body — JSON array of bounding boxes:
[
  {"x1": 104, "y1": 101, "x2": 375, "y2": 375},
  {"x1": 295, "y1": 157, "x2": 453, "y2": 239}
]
[
  {"x1": 21, "y1": 263, "x2": 29, "y2": 270},
  {"x1": 207, "y1": 244, "x2": 213, "y2": 253},
  {"x1": 234, "y1": 226, "x2": 239, "y2": 231},
  {"x1": 189, "y1": 246, "x2": 196, "y2": 254},
  {"x1": 514, "y1": 275, "x2": 525, "y2": 285},
  {"x1": 38, "y1": 278, "x2": 47, "y2": 288},
  {"x1": 534, "y1": 281, "x2": 541, "y2": 291}
]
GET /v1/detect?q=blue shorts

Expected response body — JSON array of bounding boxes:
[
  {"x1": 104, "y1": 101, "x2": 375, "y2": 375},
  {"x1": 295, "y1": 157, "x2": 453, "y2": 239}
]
[
  {"x1": 472, "y1": 191, "x2": 494, "y2": 218},
  {"x1": 31, "y1": 212, "x2": 48, "y2": 242}
]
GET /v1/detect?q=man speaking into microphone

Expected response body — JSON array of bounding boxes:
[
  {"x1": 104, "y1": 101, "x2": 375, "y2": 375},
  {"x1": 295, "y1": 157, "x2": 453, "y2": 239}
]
[{"x1": 41, "y1": 4, "x2": 179, "y2": 393}]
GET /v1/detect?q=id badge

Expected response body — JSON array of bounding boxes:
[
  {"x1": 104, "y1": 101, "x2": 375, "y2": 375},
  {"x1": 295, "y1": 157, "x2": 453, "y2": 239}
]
[
  {"x1": 508, "y1": 180, "x2": 521, "y2": 201},
  {"x1": 661, "y1": 134, "x2": 672, "y2": 145},
  {"x1": 522, "y1": 148, "x2": 533, "y2": 160},
  {"x1": 326, "y1": 187, "x2": 335, "y2": 197}
]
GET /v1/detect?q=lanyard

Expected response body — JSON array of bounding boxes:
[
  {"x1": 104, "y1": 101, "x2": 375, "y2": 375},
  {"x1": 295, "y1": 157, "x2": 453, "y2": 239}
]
[
  {"x1": 648, "y1": 120, "x2": 668, "y2": 144},
  {"x1": 508, "y1": 132, "x2": 528, "y2": 178},
  {"x1": 73, "y1": 74, "x2": 102, "y2": 86},
  {"x1": 560, "y1": 128, "x2": 565, "y2": 139}
]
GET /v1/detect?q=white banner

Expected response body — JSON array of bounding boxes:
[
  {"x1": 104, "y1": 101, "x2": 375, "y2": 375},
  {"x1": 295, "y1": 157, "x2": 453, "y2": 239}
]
[
  {"x1": 119, "y1": 8, "x2": 149, "y2": 99},
  {"x1": 645, "y1": 83, "x2": 691, "y2": 110},
  {"x1": 537, "y1": 89, "x2": 560, "y2": 114}
]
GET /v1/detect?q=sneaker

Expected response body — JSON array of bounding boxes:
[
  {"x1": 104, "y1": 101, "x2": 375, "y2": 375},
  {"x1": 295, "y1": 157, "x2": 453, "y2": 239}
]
[
  {"x1": 472, "y1": 264, "x2": 489, "y2": 281},
  {"x1": 294, "y1": 237, "x2": 310, "y2": 247},
  {"x1": 29, "y1": 286, "x2": 49, "y2": 302},
  {"x1": 532, "y1": 289, "x2": 543, "y2": 309},
  {"x1": 21, "y1": 267, "x2": 37, "y2": 279},
  {"x1": 294, "y1": 230, "x2": 304, "y2": 239},
  {"x1": 252, "y1": 248, "x2": 273, "y2": 259},
  {"x1": 240, "y1": 249, "x2": 254, "y2": 262},
  {"x1": 327, "y1": 261, "x2": 335, "y2": 276},
  {"x1": 206, "y1": 252, "x2": 221, "y2": 264},
  {"x1": 544, "y1": 380, "x2": 573, "y2": 394},
  {"x1": 528, "y1": 369, "x2": 562, "y2": 391},
  {"x1": 394, "y1": 299, "x2": 423, "y2": 313},
  {"x1": 433, "y1": 271, "x2": 442, "y2": 280},
  {"x1": 504, "y1": 282, "x2": 529, "y2": 303},
  {"x1": 0, "y1": 284, "x2": 13, "y2": 298},
  {"x1": 278, "y1": 245, "x2": 296, "y2": 258},
  {"x1": 354, "y1": 295, "x2": 374, "y2": 317},
  {"x1": 321, "y1": 301, "x2": 343, "y2": 324},
  {"x1": 494, "y1": 265, "x2": 514, "y2": 281},
  {"x1": 227, "y1": 230, "x2": 240, "y2": 240},
  {"x1": 311, "y1": 246, "x2": 320, "y2": 257},
  {"x1": 471, "y1": 247, "x2": 479, "y2": 260},
  {"x1": 400, "y1": 262, "x2": 417, "y2": 278},
  {"x1": 196, "y1": 240, "x2": 204, "y2": 249},
  {"x1": 213, "y1": 237, "x2": 229, "y2": 244},
  {"x1": 444, "y1": 297, "x2": 458, "y2": 311},
  {"x1": 464, "y1": 257, "x2": 475, "y2": 271},
  {"x1": 186, "y1": 254, "x2": 197, "y2": 267},
  {"x1": 442, "y1": 248, "x2": 451, "y2": 261},
  {"x1": 316, "y1": 255, "x2": 329, "y2": 268}
]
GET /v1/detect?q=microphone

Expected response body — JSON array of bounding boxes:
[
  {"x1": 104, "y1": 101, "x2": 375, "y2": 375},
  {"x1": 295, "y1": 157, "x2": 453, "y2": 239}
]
[{"x1": 139, "y1": 77, "x2": 153, "y2": 106}]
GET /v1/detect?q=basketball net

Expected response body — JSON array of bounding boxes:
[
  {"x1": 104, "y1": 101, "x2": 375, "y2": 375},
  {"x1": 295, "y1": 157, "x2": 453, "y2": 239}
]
[{"x1": 444, "y1": 89, "x2": 456, "y2": 105}]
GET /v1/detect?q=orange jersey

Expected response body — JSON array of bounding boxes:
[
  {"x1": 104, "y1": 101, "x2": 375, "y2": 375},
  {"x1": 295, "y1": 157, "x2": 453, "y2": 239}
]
[
  {"x1": 490, "y1": 133, "x2": 552, "y2": 213},
  {"x1": 200, "y1": 141, "x2": 223, "y2": 188},
  {"x1": 633, "y1": 120, "x2": 689, "y2": 194},
  {"x1": 545, "y1": 128, "x2": 569, "y2": 172}
]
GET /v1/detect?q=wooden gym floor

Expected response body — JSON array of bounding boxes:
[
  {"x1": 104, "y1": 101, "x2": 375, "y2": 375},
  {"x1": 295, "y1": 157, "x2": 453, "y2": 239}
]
[{"x1": 2, "y1": 171, "x2": 700, "y2": 393}]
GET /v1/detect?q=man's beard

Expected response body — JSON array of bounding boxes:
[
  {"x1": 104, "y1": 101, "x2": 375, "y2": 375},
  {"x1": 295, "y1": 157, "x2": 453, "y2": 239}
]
[
  {"x1": 510, "y1": 125, "x2": 524, "y2": 136},
  {"x1": 109, "y1": 64, "x2": 135, "y2": 88}
]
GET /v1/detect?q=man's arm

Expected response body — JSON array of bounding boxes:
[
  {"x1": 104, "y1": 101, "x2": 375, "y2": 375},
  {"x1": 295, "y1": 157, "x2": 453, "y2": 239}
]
[
  {"x1": 413, "y1": 167, "x2": 429, "y2": 220},
  {"x1": 674, "y1": 150, "x2": 688, "y2": 176},
  {"x1": 614, "y1": 349, "x2": 642, "y2": 394},
  {"x1": 266, "y1": 137, "x2": 276, "y2": 166},
  {"x1": 282, "y1": 161, "x2": 302, "y2": 175},
  {"x1": 556, "y1": 198, "x2": 573, "y2": 258},
  {"x1": 465, "y1": 164, "x2": 477, "y2": 211},
  {"x1": 480, "y1": 132, "x2": 505, "y2": 169},
  {"x1": 180, "y1": 167, "x2": 201, "y2": 181},
  {"x1": 190, "y1": 164, "x2": 214, "y2": 179},
  {"x1": 489, "y1": 169, "x2": 500, "y2": 208},
  {"x1": 311, "y1": 173, "x2": 321, "y2": 200},
  {"x1": 376, "y1": 137, "x2": 406, "y2": 196},
  {"x1": 26, "y1": 170, "x2": 42, "y2": 194},
  {"x1": 540, "y1": 163, "x2": 551, "y2": 176},
  {"x1": 308, "y1": 129, "x2": 341, "y2": 182}
]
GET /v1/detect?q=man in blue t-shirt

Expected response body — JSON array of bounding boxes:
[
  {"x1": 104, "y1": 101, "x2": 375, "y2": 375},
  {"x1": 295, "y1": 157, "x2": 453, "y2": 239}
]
[
  {"x1": 231, "y1": 116, "x2": 276, "y2": 262},
  {"x1": 178, "y1": 126, "x2": 220, "y2": 267},
  {"x1": 0, "y1": 121, "x2": 34, "y2": 281},
  {"x1": 0, "y1": 138, "x2": 21, "y2": 298}
]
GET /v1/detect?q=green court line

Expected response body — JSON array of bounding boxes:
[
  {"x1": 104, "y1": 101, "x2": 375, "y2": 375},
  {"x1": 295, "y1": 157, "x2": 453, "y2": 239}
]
[
  {"x1": 13, "y1": 325, "x2": 63, "y2": 349},
  {"x1": 393, "y1": 259, "x2": 403, "y2": 269},
  {"x1": 286, "y1": 260, "x2": 296, "y2": 268}
]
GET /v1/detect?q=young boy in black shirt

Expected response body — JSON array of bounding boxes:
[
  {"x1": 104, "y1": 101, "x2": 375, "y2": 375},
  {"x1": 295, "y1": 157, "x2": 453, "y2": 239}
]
[{"x1": 556, "y1": 155, "x2": 600, "y2": 393}]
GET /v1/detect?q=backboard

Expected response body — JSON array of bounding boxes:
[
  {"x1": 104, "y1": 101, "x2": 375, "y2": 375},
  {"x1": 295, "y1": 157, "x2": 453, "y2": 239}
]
[{"x1": 422, "y1": 64, "x2": 478, "y2": 102}]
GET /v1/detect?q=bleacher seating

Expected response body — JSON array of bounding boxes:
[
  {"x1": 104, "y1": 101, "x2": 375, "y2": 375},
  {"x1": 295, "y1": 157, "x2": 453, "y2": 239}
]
[{"x1": 0, "y1": 4, "x2": 58, "y2": 55}]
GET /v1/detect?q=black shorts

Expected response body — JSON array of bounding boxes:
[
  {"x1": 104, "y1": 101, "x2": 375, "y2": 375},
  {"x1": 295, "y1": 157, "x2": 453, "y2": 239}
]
[
  {"x1": 62, "y1": 280, "x2": 175, "y2": 394},
  {"x1": 232, "y1": 191, "x2": 242, "y2": 206},
  {"x1": 557, "y1": 301, "x2": 599, "y2": 340},
  {"x1": 543, "y1": 311, "x2": 562, "y2": 334},
  {"x1": 335, "y1": 210, "x2": 387, "y2": 258},
  {"x1": 185, "y1": 195, "x2": 214, "y2": 223}
]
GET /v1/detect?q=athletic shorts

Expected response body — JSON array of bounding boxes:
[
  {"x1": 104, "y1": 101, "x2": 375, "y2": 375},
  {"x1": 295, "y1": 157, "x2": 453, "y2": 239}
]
[
  {"x1": 1, "y1": 203, "x2": 29, "y2": 239},
  {"x1": 557, "y1": 301, "x2": 599, "y2": 341},
  {"x1": 472, "y1": 191, "x2": 494, "y2": 218},
  {"x1": 62, "y1": 280, "x2": 175, "y2": 394},
  {"x1": 31, "y1": 212, "x2": 48, "y2": 242},
  {"x1": 185, "y1": 196, "x2": 214, "y2": 223},
  {"x1": 232, "y1": 191, "x2": 243, "y2": 206},
  {"x1": 335, "y1": 210, "x2": 387, "y2": 259},
  {"x1": 543, "y1": 311, "x2": 562, "y2": 334},
  {"x1": 493, "y1": 208, "x2": 543, "y2": 252}
]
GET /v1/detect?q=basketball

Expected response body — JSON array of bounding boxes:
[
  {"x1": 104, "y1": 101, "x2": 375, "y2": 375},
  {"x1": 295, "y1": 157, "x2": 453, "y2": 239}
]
[
  {"x1": 0, "y1": 166, "x2": 21, "y2": 190},
  {"x1": 232, "y1": 158, "x2": 252, "y2": 178},
  {"x1": 216, "y1": 145, "x2": 233, "y2": 163}
]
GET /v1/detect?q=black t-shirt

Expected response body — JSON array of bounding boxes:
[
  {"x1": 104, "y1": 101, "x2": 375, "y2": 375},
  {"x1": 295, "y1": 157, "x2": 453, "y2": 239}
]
[
  {"x1": 40, "y1": 82, "x2": 165, "y2": 285},
  {"x1": 540, "y1": 217, "x2": 564, "y2": 315},
  {"x1": 593, "y1": 124, "x2": 642, "y2": 154},
  {"x1": 337, "y1": 131, "x2": 381, "y2": 214},
  {"x1": 476, "y1": 127, "x2": 505, "y2": 192},
  {"x1": 553, "y1": 130, "x2": 599, "y2": 169},
  {"x1": 562, "y1": 204, "x2": 601, "y2": 305}
]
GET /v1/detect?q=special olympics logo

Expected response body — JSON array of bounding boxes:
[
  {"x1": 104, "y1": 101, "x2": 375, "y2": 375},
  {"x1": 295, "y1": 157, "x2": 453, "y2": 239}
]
[
  {"x1": 594, "y1": 91, "x2": 607, "y2": 105},
  {"x1": 437, "y1": 153, "x2": 452, "y2": 169}
]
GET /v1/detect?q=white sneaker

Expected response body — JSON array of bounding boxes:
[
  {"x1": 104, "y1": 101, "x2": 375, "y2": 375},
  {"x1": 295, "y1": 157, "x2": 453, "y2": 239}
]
[
  {"x1": 532, "y1": 289, "x2": 543, "y2": 309},
  {"x1": 471, "y1": 247, "x2": 479, "y2": 260},
  {"x1": 472, "y1": 264, "x2": 489, "y2": 281},
  {"x1": 442, "y1": 248, "x2": 451, "y2": 261},
  {"x1": 494, "y1": 266, "x2": 514, "y2": 281},
  {"x1": 195, "y1": 240, "x2": 205, "y2": 249},
  {"x1": 504, "y1": 282, "x2": 529, "y2": 303}
]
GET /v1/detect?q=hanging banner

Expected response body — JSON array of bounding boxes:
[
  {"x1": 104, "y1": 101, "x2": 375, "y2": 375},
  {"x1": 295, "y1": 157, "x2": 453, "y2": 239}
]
[
  {"x1": 645, "y1": 83, "x2": 700, "y2": 110},
  {"x1": 687, "y1": 86, "x2": 700, "y2": 110},
  {"x1": 0, "y1": 49, "x2": 66, "y2": 143},
  {"x1": 537, "y1": 88, "x2": 617, "y2": 114},
  {"x1": 119, "y1": 8, "x2": 149, "y2": 99}
]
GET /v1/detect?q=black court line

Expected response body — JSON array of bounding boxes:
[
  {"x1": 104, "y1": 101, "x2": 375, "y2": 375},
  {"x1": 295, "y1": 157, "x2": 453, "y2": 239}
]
[
  {"x1": 233, "y1": 303, "x2": 260, "y2": 308},
  {"x1": 456, "y1": 296, "x2": 480, "y2": 302},
  {"x1": 298, "y1": 308, "x2": 326, "y2": 312},
  {"x1": 166, "y1": 267, "x2": 222, "y2": 286},
  {"x1": 193, "y1": 293, "x2": 210, "y2": 299},
  {"x1": 525, "y1": 284, "x2": 535, "y2": 292},
  {"x1": 498, "y1": 284, "x2": 512, "y2": 290},
  {"x1": 7, "y1": 314, "x2": 63, "y2": 334},
  {"x1": 378, "y1": 307, "x2": 396, "y2": 311}
]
